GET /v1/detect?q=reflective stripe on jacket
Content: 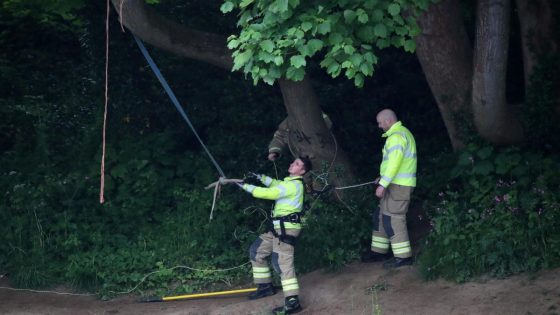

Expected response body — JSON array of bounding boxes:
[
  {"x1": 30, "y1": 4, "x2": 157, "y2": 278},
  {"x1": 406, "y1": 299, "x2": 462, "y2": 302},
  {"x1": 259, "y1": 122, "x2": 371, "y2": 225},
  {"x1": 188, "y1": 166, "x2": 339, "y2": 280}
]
[
  {"x1": 379, "y1": 121, "x2": 417, "y2": 188},
  {"x1": 242, "y1": 175, "x2": 304, "y2": 229}
]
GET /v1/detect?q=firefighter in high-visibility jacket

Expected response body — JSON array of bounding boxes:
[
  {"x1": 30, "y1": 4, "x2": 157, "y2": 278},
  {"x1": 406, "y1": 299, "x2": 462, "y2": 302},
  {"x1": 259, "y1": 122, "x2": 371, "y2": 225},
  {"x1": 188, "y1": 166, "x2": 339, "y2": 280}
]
[
  {"x1": 239, "y1": 156, "x2": 312, "y2": 315},
  {"x1": 362, "y1": 109, "x2": 417, "y2": 269}
]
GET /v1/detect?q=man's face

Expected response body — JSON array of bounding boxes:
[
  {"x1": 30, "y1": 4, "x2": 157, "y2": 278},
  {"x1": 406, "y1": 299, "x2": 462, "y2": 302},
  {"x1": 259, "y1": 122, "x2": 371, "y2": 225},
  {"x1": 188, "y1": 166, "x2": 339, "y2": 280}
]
[
  {"x1": 288, "y1": 158, "x2": 306, "y2": 176},
  {"x1": 376, "y1": 116, "x2": 390, "y2": 132}
]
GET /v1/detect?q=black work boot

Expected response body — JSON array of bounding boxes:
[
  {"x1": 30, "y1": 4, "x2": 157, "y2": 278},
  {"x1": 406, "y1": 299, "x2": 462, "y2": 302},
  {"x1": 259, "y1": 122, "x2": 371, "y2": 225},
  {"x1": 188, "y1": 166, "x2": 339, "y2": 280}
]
[
  {"x1": 382, "y1": 257, "x2": 413, "y2": 269},
  {"x1": 272, "y1": 295, "x2": 302, "y2": 314},
  {"x1": 361, "y1": 250, "x2": 391, "y2": 263},
  {"x1": 248, "y1": 283, "x2": 276, "y2": 300}
]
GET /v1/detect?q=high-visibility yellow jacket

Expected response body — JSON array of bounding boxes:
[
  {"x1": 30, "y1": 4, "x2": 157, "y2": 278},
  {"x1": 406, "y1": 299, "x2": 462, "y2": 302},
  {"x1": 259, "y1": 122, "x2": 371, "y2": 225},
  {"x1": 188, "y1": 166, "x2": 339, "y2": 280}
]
[
  {"x1": 379, "y1": 121, "x2": 417, "y2": 188},
  {"x1": 242, "y1": 175, "x2": 304, "y2": 229}
]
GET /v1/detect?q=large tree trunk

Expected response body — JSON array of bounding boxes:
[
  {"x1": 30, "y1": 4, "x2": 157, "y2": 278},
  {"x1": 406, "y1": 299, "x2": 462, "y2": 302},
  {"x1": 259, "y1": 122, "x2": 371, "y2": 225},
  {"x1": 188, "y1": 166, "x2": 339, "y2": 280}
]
[
  {"x1": 472, "y1": 0, "x2": 524, "y2": 144},
  {"x1": 279, "y1": 77, "x2": 354, "y2": 189},
  {"x1": 110, "y1": 0, "x2": 355, "y2": 183},
  {"x1": 515, "y1": 0, "x2": 557, "y2": 87},
  {"x1": 415, "y1": 0, "x2": 472, "y2": 151}
]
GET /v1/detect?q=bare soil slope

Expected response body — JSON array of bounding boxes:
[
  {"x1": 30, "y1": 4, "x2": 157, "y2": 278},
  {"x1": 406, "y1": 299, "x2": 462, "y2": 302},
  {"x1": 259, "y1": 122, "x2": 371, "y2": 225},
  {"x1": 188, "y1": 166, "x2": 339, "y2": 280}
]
[
  {"x1": 2, "y1": 208, "x2": 559, "y2": 314},
  {"x1": 1, "y1": 263, "x2": 559, "y2": 315}
]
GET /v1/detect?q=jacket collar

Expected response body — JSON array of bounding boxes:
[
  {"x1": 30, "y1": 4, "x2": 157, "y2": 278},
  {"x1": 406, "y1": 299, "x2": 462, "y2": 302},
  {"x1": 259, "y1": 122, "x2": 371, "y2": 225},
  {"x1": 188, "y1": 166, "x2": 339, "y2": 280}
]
[{"x1": 382, "y1": 121, "x2": 402, "y2": 138}]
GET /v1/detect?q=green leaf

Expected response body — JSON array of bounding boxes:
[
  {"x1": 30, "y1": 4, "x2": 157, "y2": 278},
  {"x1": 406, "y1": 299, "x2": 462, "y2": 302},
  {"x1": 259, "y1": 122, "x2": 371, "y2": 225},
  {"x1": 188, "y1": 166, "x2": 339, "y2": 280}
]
[
  {"x1": 376, "y1": 38, "x2": 389, "y2": 48},
  {"x1": 320, "y1": 57, "x2": 335, "y2": 68},
  {"x1": 341, "y1": 61, "x2": 353, "y2": 69},
  {"x1": 343, "y1": 45, "x2": 355, "y2": 55},
  {"x1": 388, "y1": 3, "x2": 401, "y2": 16},
  {"x1": 473, "y1": 160, "x2": 494, "y2": 175},
  {"x1": 404, "y1": 39, "x2": 416, "y2": 52},
  {"x1": 364, "y1": 0, "x2": 379, "y2": 10},
  {"x1": 408, "y1": 21, "x2": 422, "y2": 36},
  {"x1": 288, "y1": 0, "x2": 300, "y2": 7},
  {"x1": 257, "y1": 51, "x2": 275, "y2": 63},
  {"x1": 259, "y1": 40, "x2": 275, "y2": 53},
  {"x1": 343, "y1": 10, "x2": 356, "y2": 23},
  {"x1": 357, "y1": 9, "x2": 369, "y2": 24},
  {"x1": 363, "y1": 52, "x2": 378, "y2": 64},
  {"x1": 328, "y1": 32, "x2": 343, "y2": 45},
  {"x1": 286, "y1": 66, "x2": 305, "y2": 81},
  {"x1": 306, "y1": 39, "x2": 324, "y2": 54},
  {"x1": 275, "y1": 0, "x2": 289, "y2": 12},
  {"x1": 345, "y1": 67, "x2": 356, "y2": 79},
  {"x1": 273, "y1": 55, "x2": 284, "y2": 66},
  {"x1": 239, "y1": 0, "x2": 254, "y2": 9},
  {"x1": 357, "y1": 26, "x2": 375, "y2": 42},
  {"x1": 477, "y1": 146, "x2": 493, "y2": 159},
  {"x1": 359, "y1": 62, "x2": 373, "y2": 76},
  {"x1": 232, "y1": 50, "x2": 253, "y2": 70},
  {"x1": 290, "y1": 55, "x2": 306, "y2": 68},
  {"x1": 354, "y1": 73, "x2": 365, "y2": 87},
  {"x1": 391, "y1": 36, "x2": 405, "y2": 47},
  {"x1": 227, "y1": 38, "x2": 240, "y2": 50},
  {"x1": 287, "y1": 27, "x2": 298, "y2": 36},
  {"x1": 220, "y1": 1, "x2": 234, "y2": 13},
  {"x1": 374, "y1": 24, "x2": 388, "y2": 38},
  {"x1": 301, "y1": 21, "x2": 313, "y2": 32},
  {"x1": 372, "y1": 9, "x2": 384, "y2": 22},
  {"x1": 395, "y1": 26, "x2": 408, "y2": 36},
  {"x1": 326, "y1": 62, "x2": 341, "y2": 77},
  {"x1": 349, "y1": 54, "x2": 363, "y2": 67},
  {"x1": 317, "y1": 21, "x2": 331, "y2": 35},
  {"x1": 238, "y1": 11, "x2": 253, "y2": 25}
]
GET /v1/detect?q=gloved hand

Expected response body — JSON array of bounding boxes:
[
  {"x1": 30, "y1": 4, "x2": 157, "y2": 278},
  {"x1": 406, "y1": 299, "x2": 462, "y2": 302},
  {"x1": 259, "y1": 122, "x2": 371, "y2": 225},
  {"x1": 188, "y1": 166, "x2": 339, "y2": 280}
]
[
  {"x1": 268, "y1": 152, "x2": 279, "y2": 161},
  {"x1": 244, "y1": 172, "x2": 262, "y2": 185}
]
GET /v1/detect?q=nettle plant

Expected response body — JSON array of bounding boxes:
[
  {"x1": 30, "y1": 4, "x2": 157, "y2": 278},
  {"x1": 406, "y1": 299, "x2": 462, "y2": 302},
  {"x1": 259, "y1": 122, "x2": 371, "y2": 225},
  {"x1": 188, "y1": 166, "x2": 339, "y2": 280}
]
[{"x1": 221, "y1": 0, "x2": 435, "y2": 86}]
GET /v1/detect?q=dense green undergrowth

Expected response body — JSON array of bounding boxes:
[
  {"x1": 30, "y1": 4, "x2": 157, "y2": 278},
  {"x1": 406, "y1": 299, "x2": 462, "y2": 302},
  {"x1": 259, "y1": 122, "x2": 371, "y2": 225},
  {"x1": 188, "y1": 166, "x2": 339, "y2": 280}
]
[
  {"x1": 0, "y1": 115, "x2": 378, "y2": 295},
  {"x1": 0, "y1": 133, "x2": 372, "y2": 298},
  {"x1": 417, "y1": 146, "x2": 560, "y2": 282}
]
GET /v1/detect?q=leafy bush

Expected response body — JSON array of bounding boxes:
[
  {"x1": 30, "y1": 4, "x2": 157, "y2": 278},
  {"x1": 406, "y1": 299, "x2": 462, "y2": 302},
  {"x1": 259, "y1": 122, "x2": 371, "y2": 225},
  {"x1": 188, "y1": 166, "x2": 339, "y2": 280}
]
[
  {"x1": 418, "y1": 145, "x2": 560, "y2": 282},
  {"x1": 297, "y1": 197, "x2": 371, "y2": 272},
  {"x1": 0, "y1": 124, "x2": 375, "y2": 297}
]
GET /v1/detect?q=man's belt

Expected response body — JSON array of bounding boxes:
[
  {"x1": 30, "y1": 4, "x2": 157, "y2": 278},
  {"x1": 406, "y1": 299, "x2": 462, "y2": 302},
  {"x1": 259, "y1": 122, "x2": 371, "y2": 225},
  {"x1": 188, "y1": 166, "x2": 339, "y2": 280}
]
[{"x1": 270, "y1": 212, "x2": 302, "y2": 246}]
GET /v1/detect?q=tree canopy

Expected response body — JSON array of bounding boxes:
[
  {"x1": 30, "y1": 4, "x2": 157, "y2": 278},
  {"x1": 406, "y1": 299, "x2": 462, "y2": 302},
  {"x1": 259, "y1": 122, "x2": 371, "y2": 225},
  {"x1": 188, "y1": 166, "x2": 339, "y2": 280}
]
[{"x1": 220, "y1": 0, "x2": 434, "y2": 86}]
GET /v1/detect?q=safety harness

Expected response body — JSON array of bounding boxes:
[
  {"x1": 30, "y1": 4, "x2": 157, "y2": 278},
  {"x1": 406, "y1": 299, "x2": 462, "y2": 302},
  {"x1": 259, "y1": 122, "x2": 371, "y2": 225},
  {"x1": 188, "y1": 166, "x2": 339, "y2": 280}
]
[
  {"x1": 269, "y1": 177, "x2": 304, "y2": 246},
  {"x1": 270, "y1": 212, "x2": 303, "y2": 246}
]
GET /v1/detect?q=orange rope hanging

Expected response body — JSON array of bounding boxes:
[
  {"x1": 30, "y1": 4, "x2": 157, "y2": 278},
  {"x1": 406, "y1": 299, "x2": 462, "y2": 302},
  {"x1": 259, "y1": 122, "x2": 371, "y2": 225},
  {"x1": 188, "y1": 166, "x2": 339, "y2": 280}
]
[{"x1": 100, "y1": 0, "x2": 110, "y2": 204}]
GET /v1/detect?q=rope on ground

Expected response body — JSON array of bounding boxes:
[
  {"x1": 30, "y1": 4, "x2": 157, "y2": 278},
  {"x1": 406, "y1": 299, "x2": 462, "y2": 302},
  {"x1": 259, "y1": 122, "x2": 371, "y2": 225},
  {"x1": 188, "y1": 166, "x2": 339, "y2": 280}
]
[
  {"x1": 109, "y1": 262, "x2": 252, "y2": 296},
  {"x1": 0, "y1": 286, "x2": 94, "y2": 296},
  {"x1": 0, "y1": 261, "x2": 251, "y2": 297},
  {"x1": 0, "y1": 273, "x2": 95, "y2": 296}
]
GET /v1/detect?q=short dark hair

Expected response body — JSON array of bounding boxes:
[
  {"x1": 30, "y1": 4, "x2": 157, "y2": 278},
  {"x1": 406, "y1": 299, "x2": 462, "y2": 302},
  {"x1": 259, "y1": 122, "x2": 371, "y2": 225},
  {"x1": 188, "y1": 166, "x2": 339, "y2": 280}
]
[{"x1": 299, "y1": 156, "x2": 313, "y2": 173}]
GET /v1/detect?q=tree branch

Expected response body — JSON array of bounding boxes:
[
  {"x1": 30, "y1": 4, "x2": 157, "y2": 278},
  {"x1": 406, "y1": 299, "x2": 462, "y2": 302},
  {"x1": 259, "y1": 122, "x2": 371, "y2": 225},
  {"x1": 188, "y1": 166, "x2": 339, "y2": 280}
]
[{"x1": 110, "y1": 0, "x2": 233, "y2": 70}]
